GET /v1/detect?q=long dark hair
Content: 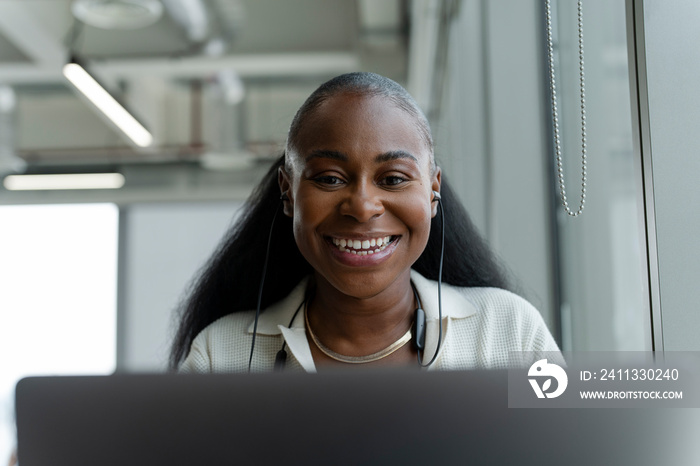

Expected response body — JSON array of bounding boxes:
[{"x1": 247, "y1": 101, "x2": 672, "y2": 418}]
[{"x1": 169, "y1": 73, "x2": 511, "y2": 368}]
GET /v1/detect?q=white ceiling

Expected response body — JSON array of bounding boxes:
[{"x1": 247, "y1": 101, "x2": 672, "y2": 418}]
[
  {"x1": 0, "y1": 0, "x2": 407, "y2": 168},
  {"x1": 0, "y1": 0, "x2": 370, "y2": 79}
]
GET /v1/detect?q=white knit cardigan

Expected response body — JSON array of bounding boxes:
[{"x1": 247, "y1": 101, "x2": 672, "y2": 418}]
[{"x1": 181, "y1": 270, "x2": 561, "y2": 373}]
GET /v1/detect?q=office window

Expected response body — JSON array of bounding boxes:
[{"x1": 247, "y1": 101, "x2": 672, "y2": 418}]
[
  {"x1": 0, "y1": 203, "x2": 118, "y2": 462},
  {"x1": 551, "y1": 0, "x2": 649, "y2": 350}
]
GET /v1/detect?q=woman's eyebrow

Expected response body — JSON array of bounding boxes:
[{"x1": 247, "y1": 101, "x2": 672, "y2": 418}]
[
  {"x1": 375, "y1": 150, "x2": 418, "y2": 163},
  {"x1": 305, "y1": 149, "x2": 348, "y2": 162}
]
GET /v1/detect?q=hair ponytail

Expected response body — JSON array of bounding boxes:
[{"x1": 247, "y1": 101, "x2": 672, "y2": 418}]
[{"x1": 169, "y1": 155, "x2": 312, "y2": 368}]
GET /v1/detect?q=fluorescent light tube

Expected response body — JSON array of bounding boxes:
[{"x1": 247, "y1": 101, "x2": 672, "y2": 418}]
[
  {"x1": 3, "y1": 173, "x2": 125, "y2": 191},
  {"x1": 63, "y1": 62, "x2": 153, "y2": 148}
]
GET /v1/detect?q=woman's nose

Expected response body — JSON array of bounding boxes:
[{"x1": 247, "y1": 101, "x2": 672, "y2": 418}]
[{"x1": 339, "y1": 182, "x2": 385, "y2": 222}]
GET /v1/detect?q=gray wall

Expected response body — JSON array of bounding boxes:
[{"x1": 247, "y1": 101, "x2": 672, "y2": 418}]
[{"x1": 118, "y1": 201, "x2": 243, "y2": 371}]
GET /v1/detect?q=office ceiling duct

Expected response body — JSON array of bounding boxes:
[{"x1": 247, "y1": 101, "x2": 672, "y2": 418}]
[
  {"x1": 161, "y1": 0, "x2": 209, "y2": 43},
  {"x1": 161, "y1": 0, "x2": 244, "y2": 55},
  {"x1": 71, "y1": 0, "x2": 164, "y2": 30},
  {"x1": 200, "y1": 73, "x2": 254, "y2": 171}
]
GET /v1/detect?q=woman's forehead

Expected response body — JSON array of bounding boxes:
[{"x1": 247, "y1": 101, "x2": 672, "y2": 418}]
[{"x1": 289, "y1": 93, "x2": 432, "y2": 166}]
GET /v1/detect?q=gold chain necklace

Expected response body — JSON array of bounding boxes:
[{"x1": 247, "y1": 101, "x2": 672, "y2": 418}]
[{"x1": 304, "y1": 303, "x2": 413, "y2": 364}]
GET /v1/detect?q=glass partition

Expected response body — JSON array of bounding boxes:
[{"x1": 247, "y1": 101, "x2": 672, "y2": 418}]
[{"x1": 550, "y1": 0, "x2": 649, "y2": 351}]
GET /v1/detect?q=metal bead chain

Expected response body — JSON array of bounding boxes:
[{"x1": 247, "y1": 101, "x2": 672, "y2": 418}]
[{"x1": 545, "y1": 0, "x2": 587, "y2": 217}]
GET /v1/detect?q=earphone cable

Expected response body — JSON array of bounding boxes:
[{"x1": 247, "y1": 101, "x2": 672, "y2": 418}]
[
  {"x1": 274, "y1": 298, "x2": 306, "y2": 371},
  {"x1": 418, "y1": 198, "x2": 444, "y2": 367},
  {"x1": 248, "y1": 202, "x2": 281, "y2": 372}
]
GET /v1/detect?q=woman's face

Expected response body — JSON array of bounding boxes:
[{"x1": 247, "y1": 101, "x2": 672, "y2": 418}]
[{"x1": 280, "y1": 92, "x2": 440, "y2": 299}]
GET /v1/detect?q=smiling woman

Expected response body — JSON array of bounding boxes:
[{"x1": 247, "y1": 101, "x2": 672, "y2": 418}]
[{"x1": 171, "y1": 72, "x2": 559, "y2": 372}]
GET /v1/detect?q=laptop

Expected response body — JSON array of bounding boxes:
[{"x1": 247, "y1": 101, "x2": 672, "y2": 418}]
[{"x1": 15, "y1": 369, "x2": 689, "y2": 465}]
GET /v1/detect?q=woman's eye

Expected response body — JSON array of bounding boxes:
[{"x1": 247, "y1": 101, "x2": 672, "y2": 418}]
[
  {"x1": 382, "y1": 176, "x2": 408, "y2": 186},
  {"x1": 314, "y1": 175, "x2": 344, "y2": 185}
]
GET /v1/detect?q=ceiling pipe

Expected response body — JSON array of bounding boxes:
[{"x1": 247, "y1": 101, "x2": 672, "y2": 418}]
[{"x1": 161, "y1": 0, "x2": 210, "y2": 43}]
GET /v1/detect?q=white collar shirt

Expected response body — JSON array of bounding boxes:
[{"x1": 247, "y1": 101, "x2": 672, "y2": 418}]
[{"x1": 180, "y1": 270, "x2": 560, "y2": 373}]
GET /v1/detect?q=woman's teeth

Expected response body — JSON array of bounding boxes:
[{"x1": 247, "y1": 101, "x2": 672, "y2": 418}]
[{"x1": 332, "y1": 236, "x2": 393, "y2": 255}]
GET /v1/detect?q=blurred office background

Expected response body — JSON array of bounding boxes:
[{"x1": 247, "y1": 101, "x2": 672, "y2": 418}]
[{"x1": 4, "y1": 0, "x2": 698, "y2": 460}]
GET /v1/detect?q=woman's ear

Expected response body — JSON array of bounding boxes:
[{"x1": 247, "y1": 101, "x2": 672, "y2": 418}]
[
  {"x1": 278, "y1": 166, "x2": 294, "y2": 217},
  {"x1": 431, "y1": 166, "x2": 442, "y2": 218}
]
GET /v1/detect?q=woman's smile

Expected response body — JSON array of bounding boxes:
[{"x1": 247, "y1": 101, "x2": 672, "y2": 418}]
[
  {"x1": 330, "y1": 235, "x2": 395, "y2": 253},
  {"x1": 324, "y1": 234, "x2": 400, "y2": 266}
]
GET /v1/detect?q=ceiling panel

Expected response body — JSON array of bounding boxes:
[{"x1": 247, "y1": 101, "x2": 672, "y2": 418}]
[
  {"x1": 0, "y1": 31, "x2": 30, "y2": 64},
  {"x1": 17, "y1": 88, "x2": 118, "y2": 150},
  {"x1": 15, "y1": 0, "x2": 74, "y2": 47},
  {"x1": 0, "y1": 0, "x2": 358, "y2": 62},
  {"x1": 0, "y1": 0, "x2": 406, "y2": 169},
  {"x1": 227, "y1": 0, "x2": 358, "y2": 53}
]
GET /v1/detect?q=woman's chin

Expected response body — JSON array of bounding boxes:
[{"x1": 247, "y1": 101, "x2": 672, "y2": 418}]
[{"x1": 313, "y1": 267, "x2": 412, "y2": 301}]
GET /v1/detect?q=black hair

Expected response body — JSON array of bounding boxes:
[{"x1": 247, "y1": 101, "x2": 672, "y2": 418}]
[
  {"x1": 169, "y1": 72, "x2": 510, "y2": 369},
  {"x1": 169, "y1": 157, "x2": 312, "y2": 368}
]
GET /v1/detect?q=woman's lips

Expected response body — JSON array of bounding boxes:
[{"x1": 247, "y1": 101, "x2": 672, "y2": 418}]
[{"x1": 324, "y1": 235, "x2": 400, "y2": 266}]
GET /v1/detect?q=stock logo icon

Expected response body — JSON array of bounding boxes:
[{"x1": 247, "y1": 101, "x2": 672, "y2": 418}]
[{"x1": 528, "y1": 359, "x2": 568, "y2": 399}]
